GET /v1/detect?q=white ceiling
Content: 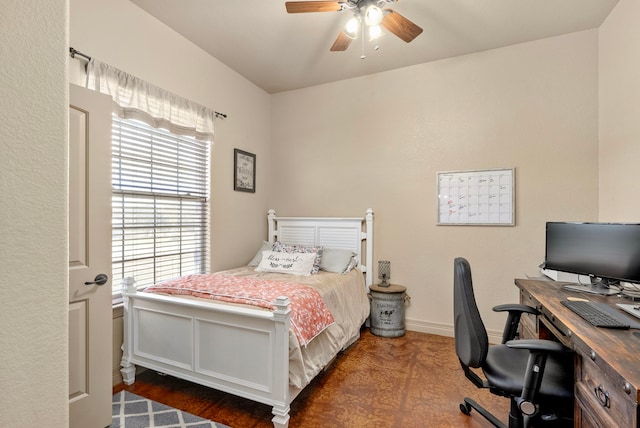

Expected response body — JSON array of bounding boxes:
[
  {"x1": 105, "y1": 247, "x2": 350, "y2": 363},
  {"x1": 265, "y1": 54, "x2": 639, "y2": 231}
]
[{"x1": 130, "y1": 0, "x2": 619, "y2": 94}]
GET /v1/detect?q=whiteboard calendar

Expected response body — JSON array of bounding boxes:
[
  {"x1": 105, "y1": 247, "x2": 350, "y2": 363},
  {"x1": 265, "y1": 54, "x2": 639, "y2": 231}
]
[{"x1": 437, "y1": 168, "x2": 515, "y2": 226}]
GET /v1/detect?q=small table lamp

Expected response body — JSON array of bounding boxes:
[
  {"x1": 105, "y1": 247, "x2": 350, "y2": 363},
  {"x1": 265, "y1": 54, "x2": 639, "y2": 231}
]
[{"x1": 378, "y1": 260, "x2": 391, "y2": 287}]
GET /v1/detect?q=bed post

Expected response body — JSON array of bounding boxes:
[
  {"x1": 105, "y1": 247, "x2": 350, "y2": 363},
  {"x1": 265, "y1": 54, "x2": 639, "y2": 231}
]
[
  {"x1": 268, "y1": 209, "x2": 277, "y2": 243},
  {"x1": 271, "y1": 296, "x2": 291, "y2": 428},
  {"x1": 120, "y1": 277, "x2": 137, "y2": 385},
  {"x1": 365, "y1": 208, "x2": 374, "y2": 287}
]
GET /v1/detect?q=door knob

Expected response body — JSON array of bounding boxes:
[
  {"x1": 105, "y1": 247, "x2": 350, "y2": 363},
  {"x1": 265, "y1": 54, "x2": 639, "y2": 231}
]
[{"x1": 85, "y1": 273, "x2": 109, "y2": 286}]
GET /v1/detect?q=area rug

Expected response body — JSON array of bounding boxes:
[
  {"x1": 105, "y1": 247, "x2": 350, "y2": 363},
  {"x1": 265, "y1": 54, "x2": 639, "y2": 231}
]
[{"x1": 112, "y1": 391, "x2": 230, "y2": 428}]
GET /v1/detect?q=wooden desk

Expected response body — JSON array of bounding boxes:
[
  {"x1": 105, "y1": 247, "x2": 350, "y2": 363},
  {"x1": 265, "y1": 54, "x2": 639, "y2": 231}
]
[{"x1": 515, "y1": 279, "x2": 640, "y2": 427}]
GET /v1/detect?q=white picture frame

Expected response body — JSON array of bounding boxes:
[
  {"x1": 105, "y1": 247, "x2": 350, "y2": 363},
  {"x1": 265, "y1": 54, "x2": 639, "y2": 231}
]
[{"x1": 437, "y1": 168, "x2": 515, "y2": 226}]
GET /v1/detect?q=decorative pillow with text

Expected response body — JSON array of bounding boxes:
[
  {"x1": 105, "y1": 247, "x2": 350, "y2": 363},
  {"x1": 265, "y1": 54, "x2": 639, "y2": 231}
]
[
  {"x1": 271, "y1": 242, "x2": 323, "y2": 274},
  {"x1": 255, "y1": 250, "x2": 317, "y2": 276}
]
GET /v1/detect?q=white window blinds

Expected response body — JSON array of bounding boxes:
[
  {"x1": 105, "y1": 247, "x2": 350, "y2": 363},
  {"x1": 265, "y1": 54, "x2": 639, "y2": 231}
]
[{"x1": 111, "y1": 117, "x2": 210, "y2": 293}]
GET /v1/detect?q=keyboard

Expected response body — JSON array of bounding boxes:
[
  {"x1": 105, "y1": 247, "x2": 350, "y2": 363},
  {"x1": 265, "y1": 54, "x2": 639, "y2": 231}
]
[{"x1": 561, "y1": 300, "x2": 630, "y2": 329}]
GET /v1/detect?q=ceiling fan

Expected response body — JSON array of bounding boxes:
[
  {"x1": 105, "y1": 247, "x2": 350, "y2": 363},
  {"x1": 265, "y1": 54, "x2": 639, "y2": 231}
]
[{"x1": 285, "y1": 0, "x2": 423, "y2": 52}]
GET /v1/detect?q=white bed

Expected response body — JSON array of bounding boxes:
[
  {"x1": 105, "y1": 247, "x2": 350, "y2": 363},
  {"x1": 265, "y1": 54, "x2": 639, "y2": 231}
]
[{"x1": 120, "y1": 209, "x2": 374, "y2": 428}]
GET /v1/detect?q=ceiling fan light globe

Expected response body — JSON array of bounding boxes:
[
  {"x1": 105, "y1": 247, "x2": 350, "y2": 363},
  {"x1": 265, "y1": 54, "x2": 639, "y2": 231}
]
[
  {"x1": 369, "y1": 24, "x2": 383, "y2": 40},
  {"x1": 365, "y1": 5, "x2": 383, "y2": 26},
  {"x1": 345, "y1": 16, "x2": 359, "y2": 38}
]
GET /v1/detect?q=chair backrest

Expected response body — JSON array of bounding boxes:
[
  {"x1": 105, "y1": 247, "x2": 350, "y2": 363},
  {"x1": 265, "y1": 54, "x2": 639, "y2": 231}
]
[{"x1": 453, "y1": 257, "x2": 489, "y2": 369}]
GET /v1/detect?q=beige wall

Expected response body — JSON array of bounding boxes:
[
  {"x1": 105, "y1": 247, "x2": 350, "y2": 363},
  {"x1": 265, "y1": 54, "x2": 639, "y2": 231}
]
[
  {"x1": 599, "y1": 0, "x2": 640, "y2": 221},
  {"x1": 0, "y1": 1, "x2": 69, "y2": 426},
  {"x1": 70, "y1": 0, "x2": 272, "y2": 273},
  {"x1": 271, "y1": 30, "x2": 600, "y2": 336}
]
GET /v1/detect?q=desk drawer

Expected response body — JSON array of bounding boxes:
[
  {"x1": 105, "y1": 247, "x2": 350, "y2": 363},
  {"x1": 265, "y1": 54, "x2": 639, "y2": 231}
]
[
  {"x1": 577, "y1": 355, "x2": 636, "y2": 426},
  {"x1": 575, "y1": 382, "x2": 619, "y2": 428}
]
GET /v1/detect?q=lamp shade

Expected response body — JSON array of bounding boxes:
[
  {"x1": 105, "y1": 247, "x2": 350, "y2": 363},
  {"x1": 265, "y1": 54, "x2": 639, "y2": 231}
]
[{"x1": 378, "y1": 260, "x2": 391, "y2": 286}]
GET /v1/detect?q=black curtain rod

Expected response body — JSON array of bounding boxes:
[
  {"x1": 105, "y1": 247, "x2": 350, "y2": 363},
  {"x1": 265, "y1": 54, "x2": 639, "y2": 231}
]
[
  {"x1": 68, "y1": 47, "x2": 228, "y2": 119},
  {"x1": 69, "y1": 47, "x2": 91, "y2": 61}
]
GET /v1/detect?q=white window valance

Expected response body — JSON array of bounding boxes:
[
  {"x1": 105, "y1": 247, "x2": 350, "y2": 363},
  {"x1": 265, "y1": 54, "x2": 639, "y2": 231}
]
[{"x1": 86, "y1": 59, "x2": 216, "y2": 142}]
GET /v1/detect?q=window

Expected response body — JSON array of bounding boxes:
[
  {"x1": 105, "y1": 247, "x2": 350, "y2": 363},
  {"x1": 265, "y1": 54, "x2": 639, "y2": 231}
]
[{"x1": 111, "y1": 116, "x2": 210, "y2": 296}]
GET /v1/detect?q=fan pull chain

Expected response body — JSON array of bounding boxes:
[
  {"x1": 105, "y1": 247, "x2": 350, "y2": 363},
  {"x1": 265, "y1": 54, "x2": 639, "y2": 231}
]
[{"x1": 360, "y1": 22, "x2": 366, "y2": 59}]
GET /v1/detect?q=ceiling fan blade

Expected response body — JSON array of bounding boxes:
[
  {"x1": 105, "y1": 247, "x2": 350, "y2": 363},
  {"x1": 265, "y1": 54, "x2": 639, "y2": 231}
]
[
  {"x1": 285, "y1": 1, "x2": 343, "y2": 13},
  {"x1": 381, "y1": 9, "x2": 423, "y2": 43},
  {"x1": 330, "y1": 31, "x2": 352, "y2": 51}
]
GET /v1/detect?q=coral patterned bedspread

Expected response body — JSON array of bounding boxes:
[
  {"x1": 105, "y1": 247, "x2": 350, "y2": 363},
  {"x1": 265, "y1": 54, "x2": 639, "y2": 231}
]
[{"x1": 146, "y1": 273, "x2": 335, "y2": 347}]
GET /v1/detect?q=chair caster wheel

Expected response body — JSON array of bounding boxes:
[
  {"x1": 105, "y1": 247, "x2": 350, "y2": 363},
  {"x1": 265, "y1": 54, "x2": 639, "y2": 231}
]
[{"x1": 460, "y1": 402, "x2": 472, "y2": 415}]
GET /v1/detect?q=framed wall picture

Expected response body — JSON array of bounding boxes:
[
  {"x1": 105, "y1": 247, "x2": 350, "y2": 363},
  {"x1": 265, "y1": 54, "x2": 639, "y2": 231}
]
[
  {"x1": 234, "y1": 149, "x2": 256, "y2": 193},
  {"x1": 437, "y1": 168, "x2": 515, "y2": 226}
]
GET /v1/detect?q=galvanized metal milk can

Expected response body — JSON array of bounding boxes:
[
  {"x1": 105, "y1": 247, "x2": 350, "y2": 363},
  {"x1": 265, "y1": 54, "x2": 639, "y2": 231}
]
[{"x1": 369, "y1": 284, "x2": 409, "y2": 337}]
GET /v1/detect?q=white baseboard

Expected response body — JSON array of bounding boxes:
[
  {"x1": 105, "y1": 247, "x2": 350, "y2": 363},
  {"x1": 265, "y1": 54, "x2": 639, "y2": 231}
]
[
  {"x1": 113, "y1": 369, "x2": 122, "y2": 386},
  {"x1": 405, "y1": 318, "x2": 503, "y2": 344}
]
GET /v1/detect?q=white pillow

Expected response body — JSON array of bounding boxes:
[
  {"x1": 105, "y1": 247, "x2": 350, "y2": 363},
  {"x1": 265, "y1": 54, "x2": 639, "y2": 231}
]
[
  {"x1": 320, "y1": 248, "x2": 357, "y2": 273},
  {"x1": 255, "y1": 250, "x2": 317, "y2": 276},
  {"x1": 248, "y1": 241, "x2": 271, "y2": 267}
]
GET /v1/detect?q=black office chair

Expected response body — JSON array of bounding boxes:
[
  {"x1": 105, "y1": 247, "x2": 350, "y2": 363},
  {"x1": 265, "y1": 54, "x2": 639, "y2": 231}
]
[{"x1": 453, "y1": 257, "x2": 574, "y2": 428}]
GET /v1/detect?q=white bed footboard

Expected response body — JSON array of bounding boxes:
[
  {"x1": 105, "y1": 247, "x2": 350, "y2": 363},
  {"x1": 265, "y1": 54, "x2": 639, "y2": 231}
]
[{"x1": 120, "y1": 279, "x2": 294, "y2": 427}]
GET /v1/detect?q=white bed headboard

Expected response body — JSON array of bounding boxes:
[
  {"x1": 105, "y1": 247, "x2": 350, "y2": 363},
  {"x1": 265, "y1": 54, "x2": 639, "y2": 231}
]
[{"x1": 267, "y1": 209, "x2": 374, "y2": 287}]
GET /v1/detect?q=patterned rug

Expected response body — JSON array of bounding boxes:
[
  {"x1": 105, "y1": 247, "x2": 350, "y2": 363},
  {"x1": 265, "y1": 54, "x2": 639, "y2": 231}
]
[{"x1": 112, "y1": 391, "x2": 230, "y2": 428}]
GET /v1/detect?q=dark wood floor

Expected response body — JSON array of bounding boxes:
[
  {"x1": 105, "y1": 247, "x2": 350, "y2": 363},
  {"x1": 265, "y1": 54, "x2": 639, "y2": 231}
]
[{"x1": 114, "y1": 329, "x2": 510, "y2": 427}]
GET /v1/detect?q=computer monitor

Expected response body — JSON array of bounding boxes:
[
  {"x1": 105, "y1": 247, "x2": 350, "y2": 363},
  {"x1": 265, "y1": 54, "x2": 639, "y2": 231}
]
[{"x1": 544, "y1": 222, "x2": 640, "y2": 290}]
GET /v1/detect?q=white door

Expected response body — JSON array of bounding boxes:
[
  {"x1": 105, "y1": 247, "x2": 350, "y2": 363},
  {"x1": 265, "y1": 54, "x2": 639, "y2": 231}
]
[{"x1": 68, "y1": 84, "x2": 113, "y2": 428}]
